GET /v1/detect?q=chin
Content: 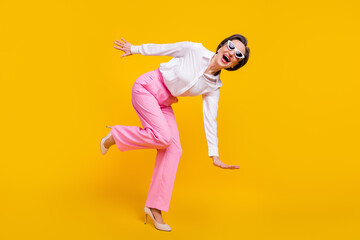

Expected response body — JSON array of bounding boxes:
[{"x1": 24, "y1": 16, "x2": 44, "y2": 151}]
[{"x1": 218, "y1": 58, "x2": 229, "y2": 68}]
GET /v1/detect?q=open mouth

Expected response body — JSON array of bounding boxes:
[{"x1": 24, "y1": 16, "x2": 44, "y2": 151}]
[{"x1": 222, "y1": 54, "x2": 230, "y2": 63}]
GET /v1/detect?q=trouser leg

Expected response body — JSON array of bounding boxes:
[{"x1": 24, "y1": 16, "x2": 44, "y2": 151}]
[
  {"x1": 145, "y1": 106, "x2": 182, "y2": 213},
  {"x1": 110, "y1": 83, "x2": 172, "y2": 151},
  {"x1": 110, "y1": 69, "x2": 182, "y2": 213}
]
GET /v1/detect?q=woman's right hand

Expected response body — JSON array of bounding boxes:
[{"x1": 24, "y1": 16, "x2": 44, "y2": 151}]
[
  {"x1": 211, "y1": 156, "x2": 240, "y2": 169},
  {"x1": 114, "y1": 37, "x2": 133, "y2": 58}
]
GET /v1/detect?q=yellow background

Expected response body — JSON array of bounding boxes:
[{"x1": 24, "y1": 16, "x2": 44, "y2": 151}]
[{"x1": 1, "y1": 0, "x2": 359, "y2": 239}]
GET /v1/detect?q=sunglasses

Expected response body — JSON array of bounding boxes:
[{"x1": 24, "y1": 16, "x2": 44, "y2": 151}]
[{"x1": 227, "y1": 40, "x2": 245, "y2": 59}]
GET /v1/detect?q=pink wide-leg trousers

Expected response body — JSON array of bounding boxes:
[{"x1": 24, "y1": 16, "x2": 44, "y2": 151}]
[{"x1": 110, "y1": 68, "x2": 182, "y2": 212}]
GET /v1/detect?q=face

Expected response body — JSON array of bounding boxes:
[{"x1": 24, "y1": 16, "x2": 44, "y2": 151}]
[{"x1": 216, "y1": 39, "x2": 246, "y2": 69}]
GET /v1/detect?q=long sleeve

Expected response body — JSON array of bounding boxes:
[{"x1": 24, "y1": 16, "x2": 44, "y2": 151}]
[
  {"x1": 202, "y1": 88, "x2": 220, "y2": 157},
  {"x1": 130, "y1": 41, "x2": 192, "y2": 58}
]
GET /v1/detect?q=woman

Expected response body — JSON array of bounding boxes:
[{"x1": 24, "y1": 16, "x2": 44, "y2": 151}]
[{"x1": 100, "y1": 34, "x2": 250, "y2": 231}]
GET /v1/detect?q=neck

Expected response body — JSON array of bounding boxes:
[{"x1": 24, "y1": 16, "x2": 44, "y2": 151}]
[{"x1": 204, "y1": 53, "x2": 222, "y2": 76}]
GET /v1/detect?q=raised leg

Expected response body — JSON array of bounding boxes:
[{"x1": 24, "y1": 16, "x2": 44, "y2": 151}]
[{"x1": 110, "y1": 83, "x2": 173, "y2": 151}]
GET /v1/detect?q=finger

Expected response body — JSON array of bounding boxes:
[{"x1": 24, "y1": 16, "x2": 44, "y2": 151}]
[
  {"x1": 114, "y1": 46, "x2": 125, "y2": 51},
  {"x1": 226, "y1": 165, "x2": 240, "y2": 169},
  {"x1": 121, "y1": 37, "x2": 128, "y2": 43},
  {"x1": 214, "y1": 162, "x2": 227, "y2": 168},
  {"x1": 114, "y1": 41, "x2": 123, "y2": 46},
  {"x1": 221, "y1": 163, "x2": 231, "y2": 168},
  {"x1": 115, "y1": 40, "x2": 125, "y2": 46}
]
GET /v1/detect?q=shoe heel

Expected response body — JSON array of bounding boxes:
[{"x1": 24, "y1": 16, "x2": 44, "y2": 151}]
[{"x1": 144, "y1": 207, "x2": 171, "y2": 231}]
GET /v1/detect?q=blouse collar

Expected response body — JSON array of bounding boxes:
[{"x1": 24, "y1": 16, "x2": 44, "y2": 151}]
[{"x1": 202, "y1": 51, "x2": 222, "y2": 85}]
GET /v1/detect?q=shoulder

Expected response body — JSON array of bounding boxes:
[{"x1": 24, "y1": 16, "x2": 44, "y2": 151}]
[{"x1": 190, "y1": 42, "x2": 216, "y2": 60}]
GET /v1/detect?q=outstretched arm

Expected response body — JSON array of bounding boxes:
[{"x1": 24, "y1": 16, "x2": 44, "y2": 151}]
[
  {"x1": 202, "y1": 89, "x2": 240, "y2": 170},
  {"x1": 114, "y1": 37, "x2": 192, "y2": 58}
]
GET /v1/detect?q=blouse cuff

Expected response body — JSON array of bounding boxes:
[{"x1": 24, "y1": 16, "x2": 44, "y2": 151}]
[
  {"x1": 130, "y1": 45, "x2": 140, "y2": 54},
  {"x1": 209, "y1": 147, "x2": 219, "y2": 157}
]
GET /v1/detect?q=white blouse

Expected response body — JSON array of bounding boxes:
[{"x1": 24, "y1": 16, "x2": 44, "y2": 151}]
[{"x1": 131, "y1": 41, "x2": 222, "y2": 157}]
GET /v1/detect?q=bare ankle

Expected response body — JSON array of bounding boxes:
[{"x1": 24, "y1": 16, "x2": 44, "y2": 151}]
[
  {"x1": 104, "y1": 136, "x2": 114, "y2": 148},
  {"x1": 151, "y1": 208, "x2": 161, "y2": 214},
  {"x1": 150, "y1": 208, "x2": 164, "y2": 223}
]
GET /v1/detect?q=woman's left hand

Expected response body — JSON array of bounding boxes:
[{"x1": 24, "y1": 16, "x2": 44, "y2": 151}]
[{"x1": 211, "y1": 156, "x2": 240, "y2": 169}]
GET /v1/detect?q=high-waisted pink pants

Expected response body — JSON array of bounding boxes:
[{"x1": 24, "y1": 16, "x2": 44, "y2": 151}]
[{"x1": 110, "y1": 68, "x2": 182, "y2": 212}]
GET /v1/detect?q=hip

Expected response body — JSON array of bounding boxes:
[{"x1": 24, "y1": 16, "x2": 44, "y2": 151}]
[{"x1": 133, "y1": 68, "x2": 178, "y2": 107}]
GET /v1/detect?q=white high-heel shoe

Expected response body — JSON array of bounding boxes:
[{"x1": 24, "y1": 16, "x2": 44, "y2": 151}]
[
  {"x1": 100, "y1": 126, "x2": 113, "y2": 155},
  {"x1": 144, "y1": 207, "x2": 172, "y2": 232}
]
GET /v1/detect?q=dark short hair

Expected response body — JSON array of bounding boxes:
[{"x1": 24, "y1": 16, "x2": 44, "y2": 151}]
[{"x1": 215, "y1": 34, "x2": 250, "y2": 72}]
